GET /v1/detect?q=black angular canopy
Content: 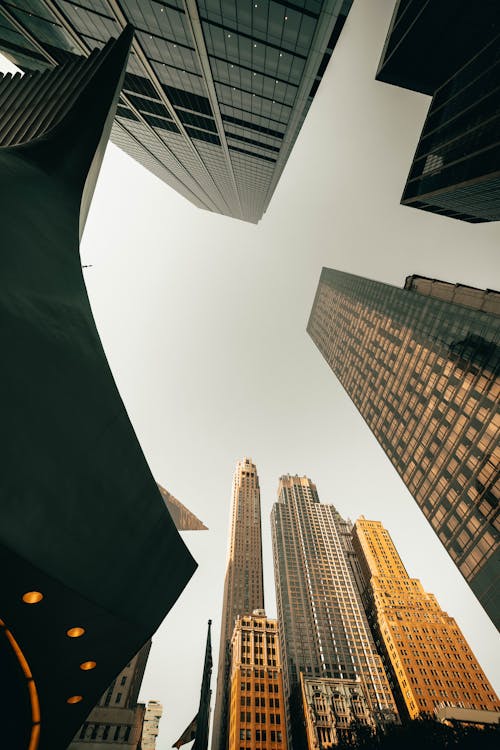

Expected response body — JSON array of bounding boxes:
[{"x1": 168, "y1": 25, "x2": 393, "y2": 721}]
[{"x1": 0, "y1": 27, "x2": 196, "y2": 750}]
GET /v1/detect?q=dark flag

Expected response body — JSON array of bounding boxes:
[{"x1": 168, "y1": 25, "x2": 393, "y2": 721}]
[{"x1": 173, "y1": 620, "x2": 213, "y2": 750}]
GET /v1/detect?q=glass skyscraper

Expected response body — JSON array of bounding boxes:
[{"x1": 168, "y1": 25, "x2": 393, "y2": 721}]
[
  {"x1": 212, "y1": 459, "x2": 265, "y2": 750},
  {"x1": 0, "y1": 0, "x2": 353, "y2": 223},
  {"x1": 375, "y1": 0, "x2": 500, "y2": 223},
  {"x1": 271, "y1": 475, "x2": 398, "y2": 746},
  {"x1": 308, "y1": 269, "x2": 499, "y2": 628}
]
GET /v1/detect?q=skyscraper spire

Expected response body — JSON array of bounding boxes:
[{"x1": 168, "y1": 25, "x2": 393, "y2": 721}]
[{"x1": 212, "y1": 459, "x2": 264, "y2": 750}]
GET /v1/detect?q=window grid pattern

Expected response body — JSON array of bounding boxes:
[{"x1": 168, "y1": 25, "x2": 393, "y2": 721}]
[
  {"x1": 0, "y1": 0, "x2": 354, "y2": 222},
  {"x1": 353, "y1": 519, "x2": 500, "y2": 719},
  {"x1": 307, "y1": 269, "x2": 500, "y2": 628},
  {"x1": 271, "y1": 475, "x2": 398, "y2": 745}
]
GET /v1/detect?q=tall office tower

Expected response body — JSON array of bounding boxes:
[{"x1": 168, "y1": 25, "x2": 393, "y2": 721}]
[
  {"x1": 141, "y1": 700, "x2": 163, "y2": 750},
  {"x1": 352, "y1": 518, "x2": 500, "y2": 720},
  {"x1": 271, "y1": 475, "x2": 398, "y2": 748},
  {"x1": 0, "y1": 29, "x2": 196, "y2": 750},
  {"x1": 307, "y1": 269, "x2": 500, "y2": 629},
  {"x1": 68, "y1": 643, "x2": 151, "y2": 749},
  {"x1": 376, "y1": 1, "x2": 500, "y2": 223},
  {"x1": 227, "y1": 610, "x2": 287, "y2": 750},
  {"x1": 212, "y1": 459, "x2": 265, "y2": 750},
  {"x1": 0, "y1": 1, "x2": 353, "y2": 223}
]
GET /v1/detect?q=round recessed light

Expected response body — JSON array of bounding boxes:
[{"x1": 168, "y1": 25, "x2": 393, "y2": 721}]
[
  {"x1": 22, "y1": 591, "x2": 43, "y2": 605},
  {"x1": 67, "y1": 695, "x2": 83, "y2": 704},
  {"x1": 80, "y1": 661, "x2": 96, "y2": 671},
  {"x1": 66, "y1": 627, "x2": 85, "y2": 638}
]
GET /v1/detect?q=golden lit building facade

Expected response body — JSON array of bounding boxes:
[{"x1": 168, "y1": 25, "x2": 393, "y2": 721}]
[
  {"x1": 228, "y1": 611, "x2": 287, "y2": 750},
  {"x1": 352, "y1": 518, "x2": 500, "y2": 720},
  {"x1": 213, "y1": 459, "x2": 265, "y2": 750},
  {"x1": 308, "y1": 269, "x2": 500, "y2": 628}
]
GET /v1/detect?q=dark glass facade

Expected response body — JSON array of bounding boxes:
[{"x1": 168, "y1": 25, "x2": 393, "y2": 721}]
[
  {"x1": 0, "y1": 0, "x2": 353, "y2": 223},
  {"x1": 401, "y1": 33, "x2": 500, "y2": 223},
  {"x1": 307, "y1": 269, "x2": 500, "y2": 629},
  {"x1": 376, "y1": 0, "x2": 499, "y2": 96},
  {"x1": 376, "y1": 0, "x2": 500, "y2": 223}
]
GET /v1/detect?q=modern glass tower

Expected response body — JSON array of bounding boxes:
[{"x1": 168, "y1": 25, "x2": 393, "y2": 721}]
[
  {"x1": 0, "y1": 0, "x2": 353, "y2": 223},
  {"x1": 271, "y1": 475, "x2": 398, "y2": 747},
  {"x1": 308, "y1": 269, "x2": 500, "y2": 629},
  {"x1": 375, "y1": 0, "x2": 500, "y2": 223},
  {"x1": 212, "y1": 459, "x2": 265, "y2": 750}
]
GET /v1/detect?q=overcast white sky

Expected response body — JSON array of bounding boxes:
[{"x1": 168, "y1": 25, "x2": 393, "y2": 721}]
[{"x1": 2, "y1": 1, "x2": 498, "y2": 747}]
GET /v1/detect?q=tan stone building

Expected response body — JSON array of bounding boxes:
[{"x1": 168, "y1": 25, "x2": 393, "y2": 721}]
[
  {"x1": 228, "y1": 611, "x2": 287, "y2": 750},
  {"x1": 272, "y1": 476, "x2": 399, "y2": 747},
  {"x1": 352, "y1": 518, "x2": 500, "y2": 720},
  {"x1": 158, "y1": 485, "x2": 207, "y2": 531},
  {"x1": 68, "y1": 642, "x2": 151, "y2": 748},
  {"x1": 212, "y1": 459, "x2": 265, "y2": 750},
  {"x1": 141, "y1": 700, "x2": 163, "y2": 750},
  {"x1": 300, "y1": 674, "x2": 374, "y2": 749}
]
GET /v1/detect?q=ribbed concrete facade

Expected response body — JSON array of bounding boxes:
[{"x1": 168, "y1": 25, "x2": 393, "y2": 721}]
[
  {"x1": 271, "y1": 476, "x2": 398, "y2": 747},
  {"x1": 308, "y1": 269, "x2": 500, "y2": 629},
  {"x1": 0, "y1": 0, "x2": 353, "y2": 223},
  {"x1": 212, "y1": 459, "x2": 264, "y2": 750},
  {"x1": 353, "y1": 518, "x2": 500, "y2": 720}
]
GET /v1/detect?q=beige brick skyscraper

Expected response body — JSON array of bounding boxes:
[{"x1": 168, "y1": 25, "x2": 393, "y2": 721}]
[
  {"x1": 228, "y1": 610, "x2": 287, "y2": 750},
  {"x1": 272, "y1": 476, "x2": 398, "y2": 747},
  {"x1": 212, "y1": 459, "x2": 265, "y2": 750},
  {"x1": 353, "y1": 518, "x2": 499, "y2": 719}
]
